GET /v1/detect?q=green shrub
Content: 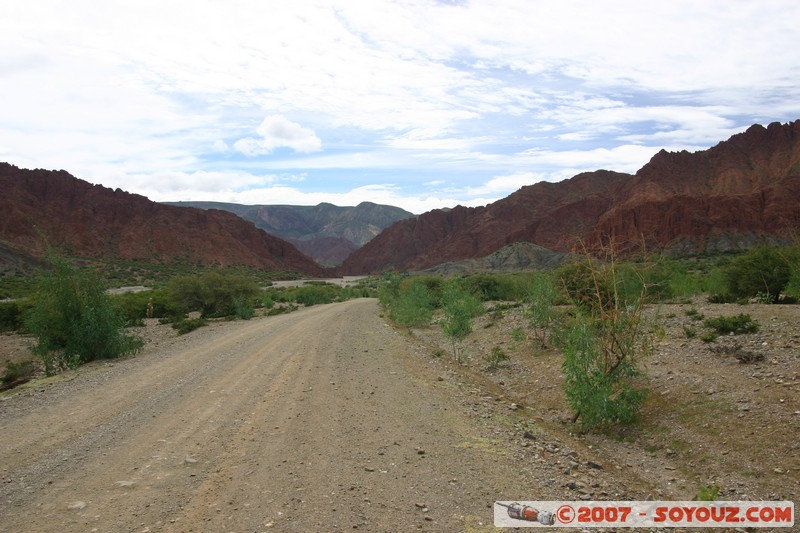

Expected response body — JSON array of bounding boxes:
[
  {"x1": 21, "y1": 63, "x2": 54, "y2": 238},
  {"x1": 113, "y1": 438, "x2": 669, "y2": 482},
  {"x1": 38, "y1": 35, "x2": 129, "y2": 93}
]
[
  {"x1": 637, "y1": 260, "x2": 676, "y2": 301},
  {"x1": 704, "y1": 314, "x2": 760, "y2": 335},
  {"x1": 558, "y1": 259, "x2": 612, "y2": 311},
  {"x1": 685, "y1": 308, "x2": 704, "y2": 321},
  {"x1": 414, "y1": 275, "x2": 444, "y2": 305},
  {"x1": 785, "y1": 267, "x2": 800, "y2": 299},
  {"x1": 167, "y1": 270, "x2": 260, "y2": 318},
  {"x1": 390, "y1": 278, "x2": 435, "y2": 327},
  {"x1": 700, "y1": 331, "x2": 719, "y2": 343},
  {"x1": 664, "y1": 264, "x2": 705, "y2": 298},
  {"x1": 525, "y1": 273, "x2": 556, "y2": 347},
  {"x1": 707, "y1": 293, "x2": 738, "y2": 304},
  {"x1": 233, "y1": 297, "x2": 254, "y2": 320},
  {"x1": 25, "y1": 257, "x2": 142, "y2": 375},
  {"x1": 291, "y1": 285, "x2": 337, "y2": 306},
  {"x1": 461, "y1": 273, "x2": 538, "y2": 302},
  {"x1": 484, "y1": 346, "x2": 509, "y2": 369},
  {"x1": 722, "y1": 246, "x2": 798, "y2": 303},
  {"x1": 1, "y1": 359, "x2": 36, "y2": 386},
  {"x1": 267, "y1": 281, "x2": 373, "y2": 307},
  {"x1": 172, "y1": 317, "x2": 208, "y2": 335},
  {"x1": 441, "y1": 277, "x2": 483, "y2": 362},
  {"x1": 554, "y1": 309, "x2": 650, "y2": 430},
  {"x1": 683, "y1": 326, "x2": 697, "y2": 339},
  {"x1": 553, "y1": 254, "x2": 652, "y2": 431},
  {"x1": 110, "y1": 289, "x2": 172, "y2": 324},
  {"x1": 702, "y1": 268, "x2": 728, "y2": 296},
  {"x1": 377, "y1": 272, "x2": 402, "y2": 310},
  {"x1": 0, "y1": 273, "x2": 37, "y2": 300},
  {"x1": 0, "y1": 299, "x2": 33, "y2": 332}
]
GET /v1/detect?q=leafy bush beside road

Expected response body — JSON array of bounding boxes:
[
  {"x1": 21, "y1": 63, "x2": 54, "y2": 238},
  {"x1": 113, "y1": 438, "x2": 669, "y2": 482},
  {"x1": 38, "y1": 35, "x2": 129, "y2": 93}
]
[
  {"x1": 166, "y1": 270, "x2": 261, "y2": 319},
  {"x1": 553, "y1": 254, "x2": 653, "y2": 430},
  {"x1": 721, "y1": 245, "x2": 800, "y2": 303},
  {"x1": 25, "y1": 257, "x2": 142, "y2": 375}
]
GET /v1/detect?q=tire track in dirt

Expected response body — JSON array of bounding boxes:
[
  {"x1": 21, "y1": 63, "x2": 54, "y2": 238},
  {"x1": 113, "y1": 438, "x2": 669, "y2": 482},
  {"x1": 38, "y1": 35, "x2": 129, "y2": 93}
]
[{"x1": 1, "y1": 299, "x2": 543, "y2": 532}]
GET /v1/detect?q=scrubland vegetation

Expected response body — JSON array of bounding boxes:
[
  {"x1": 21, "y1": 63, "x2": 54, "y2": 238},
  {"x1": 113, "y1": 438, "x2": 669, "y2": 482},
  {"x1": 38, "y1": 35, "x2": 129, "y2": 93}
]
[
  {"x1": 1, "y1": 243, "x2": 798, "y2": 430},
  {"x1": 0, "y1": 257, "x2": 376, "y2": 381},
  {"x1": 378, "y1": 243, "x2": 800, "y2": 431}
]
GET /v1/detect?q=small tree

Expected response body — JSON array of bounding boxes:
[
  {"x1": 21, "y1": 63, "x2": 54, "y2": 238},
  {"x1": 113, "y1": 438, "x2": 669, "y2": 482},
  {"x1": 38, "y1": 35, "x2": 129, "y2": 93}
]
[
  {"x1": 390, "y1": 278, "x2": 435, "y2": 327},
  {"x1": 26, "y1": 257, "x2": 142, "y2": 375},
  {"x1": 723, "y1": 246, "x2": 796, "y2": 303},
  {"x1": 554, "y1": 252, "x2": 652, "y2": 430},
  {"x1": 440, "y1": 277, "x2": 483, "y2": 362},
  {"x1": 525, "y1": 273, "x2": 556, "y2": 348}
]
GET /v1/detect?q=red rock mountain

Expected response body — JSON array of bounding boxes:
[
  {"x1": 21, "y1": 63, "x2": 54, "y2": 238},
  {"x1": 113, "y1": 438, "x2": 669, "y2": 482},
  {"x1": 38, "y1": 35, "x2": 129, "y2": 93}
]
[
  {"x1": 0, "y1": 163, "x2": 329, "y2": 276},
  {"x1": 340, "y1": 120, "x2": 800, "y2": 274}
]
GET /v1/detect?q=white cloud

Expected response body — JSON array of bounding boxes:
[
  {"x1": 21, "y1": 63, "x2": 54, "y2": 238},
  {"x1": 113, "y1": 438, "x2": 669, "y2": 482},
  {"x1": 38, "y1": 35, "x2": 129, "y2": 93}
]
[
  {"x1": 517, "y1": 145, "x2": 663, "y2": 174},
  {"x1": 143, "y1": 179, "x2": 485, "y2": 215},
  {"x1": 464, "y1": 172, "x2": 540, "y2": 196},
  {"x1": 234, "y1": 116, "x2": 322, "y2": 156},
  {"x1": 0, "y1": 0, "x2": 798, "y2": 214},
  {"x1": 212, "y1": 140, "x2": 229, "y2": 152}
]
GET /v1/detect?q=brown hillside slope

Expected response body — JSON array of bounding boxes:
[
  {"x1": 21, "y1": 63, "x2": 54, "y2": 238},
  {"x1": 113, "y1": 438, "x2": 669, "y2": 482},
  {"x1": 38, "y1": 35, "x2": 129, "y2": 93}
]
[
  {"x1": 340, "y1": 120, "x2": 800, "y2": 274},
  {"x1": 0, "y1": 163, "x2": 328, "y2": 276}
]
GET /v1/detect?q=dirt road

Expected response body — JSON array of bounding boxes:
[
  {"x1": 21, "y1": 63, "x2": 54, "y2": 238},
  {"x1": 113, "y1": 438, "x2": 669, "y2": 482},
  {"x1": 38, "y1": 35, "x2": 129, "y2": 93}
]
[{"x1": 1, "y1": 299, "x2": 542, "y2": 532}]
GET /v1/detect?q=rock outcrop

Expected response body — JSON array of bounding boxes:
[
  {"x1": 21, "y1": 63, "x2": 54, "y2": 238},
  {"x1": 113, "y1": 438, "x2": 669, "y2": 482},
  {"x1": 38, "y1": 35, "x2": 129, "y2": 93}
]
[
  {"x1": 422, "y1": 242, "x2": 570, "y2": 275},
  {"x1": 0, "y1": 163, "x2": 328, "y2": 276},
  {"x1": 590, "y1": 121, "x2": 800, "y2": 253},
  {"x1": 340, "y1": 120, "x2": 800, "y2": 274}
]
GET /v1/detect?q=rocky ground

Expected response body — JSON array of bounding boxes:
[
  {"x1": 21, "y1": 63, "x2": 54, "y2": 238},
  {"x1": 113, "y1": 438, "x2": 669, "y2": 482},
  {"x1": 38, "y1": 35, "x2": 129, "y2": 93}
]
[
  {"x1": 1, "y1": 297, "x2": 797, "y2": 532},
  {"x1": 410, "y1": 296, "x2": 800, "y2": 508}
]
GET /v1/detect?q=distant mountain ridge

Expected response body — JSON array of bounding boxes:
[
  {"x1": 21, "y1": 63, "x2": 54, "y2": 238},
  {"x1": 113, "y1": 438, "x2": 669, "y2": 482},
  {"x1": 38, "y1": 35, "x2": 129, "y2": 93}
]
[
  {"x1": 164, "y1": 201, "x2": 415, "y2": 266},
  {"x1": 4, "y1": 120, "x2": 798, "y2": 278},
  {"x1": 0, "y1": 163, "x2": 329, "y2": 276},
  {"x1": 340, "y1": 120, "x2": 800, "y2": 274}
]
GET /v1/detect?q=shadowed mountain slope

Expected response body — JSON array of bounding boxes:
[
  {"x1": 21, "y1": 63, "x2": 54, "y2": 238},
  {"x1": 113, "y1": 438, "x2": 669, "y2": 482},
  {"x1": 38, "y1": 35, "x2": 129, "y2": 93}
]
[{"x1": 0, "y1": 163, "x2": 329, "y2": 276}]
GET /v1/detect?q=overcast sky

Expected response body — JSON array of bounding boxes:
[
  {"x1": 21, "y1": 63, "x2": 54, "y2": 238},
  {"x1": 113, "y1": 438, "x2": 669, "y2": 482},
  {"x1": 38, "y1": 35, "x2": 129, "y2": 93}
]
[{"x1": 2, "y1": 1, "x2": 799, "y2": 214}]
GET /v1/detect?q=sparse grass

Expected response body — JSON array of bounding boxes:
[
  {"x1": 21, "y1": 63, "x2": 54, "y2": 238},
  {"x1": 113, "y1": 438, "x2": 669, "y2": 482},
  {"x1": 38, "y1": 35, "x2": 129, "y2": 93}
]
[
  {"x1": 510, "y1": 327, "x2": 526, "y2": 342},
  {"x1": 266, "y1": 303, "x2": 299, "y2": 316},
  {"x1": 700, "y1": 331, "x2": 719, "y2": 343},
  {"x1": 668, "y1": 439, "x2": 692, "y2": 454},
  {"x1": 704, "y1": 313, "x2": 760, "y2": 335},
  {"x1": 697, "y1": 484, "x2": 720, "y2": 501},
  {"x1": 172, "y1": 317, "x2": 207, "y2": 335},
  {"x1": 685, "y1": 308, "x2": 704, "y2": 321},
  {"x1": 673, "y1": 394, "x2": 734, "y2": 428},
  {"x1": 484, "y1": 345, "x2": 509, "y2": 369},
  {"x1": 1, "y1": 359, "x2": 36, "y2": 389}
]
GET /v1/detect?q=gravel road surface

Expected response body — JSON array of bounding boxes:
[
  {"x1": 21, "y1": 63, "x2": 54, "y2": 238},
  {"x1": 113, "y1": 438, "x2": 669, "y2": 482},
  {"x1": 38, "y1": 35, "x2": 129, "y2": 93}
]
[{"x1": 1, "y1": 299, "x2": 540, "y2": 532}]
